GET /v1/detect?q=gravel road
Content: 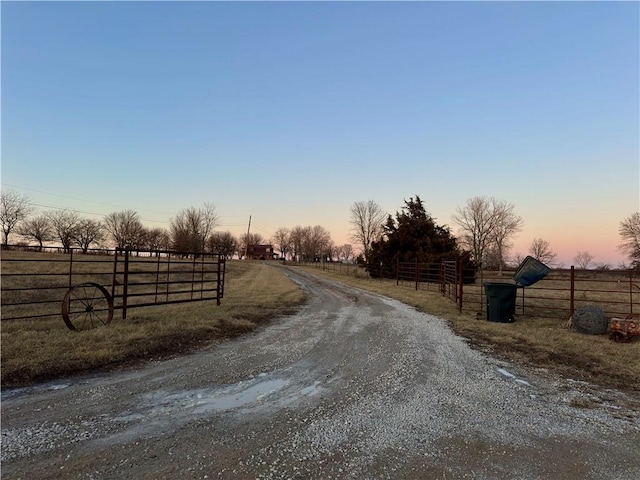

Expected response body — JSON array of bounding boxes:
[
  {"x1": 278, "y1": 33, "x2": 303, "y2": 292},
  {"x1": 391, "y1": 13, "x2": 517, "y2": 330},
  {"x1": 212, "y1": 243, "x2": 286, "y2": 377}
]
[{"x1": 2, "y1": 267, "x2": 639, "y2": 479}]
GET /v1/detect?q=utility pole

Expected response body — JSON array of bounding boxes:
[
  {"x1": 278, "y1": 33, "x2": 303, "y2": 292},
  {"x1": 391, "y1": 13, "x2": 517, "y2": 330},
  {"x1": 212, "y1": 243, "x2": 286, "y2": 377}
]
[{"x1": 244, "y1": 215, "x2": 251, "y2": 260}]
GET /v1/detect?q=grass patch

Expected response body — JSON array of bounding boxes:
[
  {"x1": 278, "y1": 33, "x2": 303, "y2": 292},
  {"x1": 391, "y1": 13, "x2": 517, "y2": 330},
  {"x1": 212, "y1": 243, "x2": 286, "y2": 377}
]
[
  {"x1": 1, "y1": 261, "x2": 305, "y2": 387},
  {"x1": 3, "y1": 256, "x2": 639, "y2": 394}
]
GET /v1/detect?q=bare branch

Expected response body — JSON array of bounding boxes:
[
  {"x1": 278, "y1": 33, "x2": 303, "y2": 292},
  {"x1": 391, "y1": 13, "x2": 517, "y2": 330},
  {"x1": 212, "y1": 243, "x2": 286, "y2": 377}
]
[
  {"x1": 349, "y1": 200, "x2": 386, "y2": 261},
  {"x1": 1, "y1": 190, "x2": 32, "y2": 245},
  {"x1": 528, "y1": 238, "x2": 557, "y2": 266},
  {"x1": 104, "y1": 210, "x2": 144, "y2": 249},
  {"x1": 452, "y1": 196, "x2": 521, "y2": 270},
  {"x1": 573, "y1": 251, "x2": 594, "y2": 269},
  {"x1": 618, "y1": 212, "x2": 640, "y2": 268},
  {"x1": 17, "y1": 214, "x2": 54, "y2": 250}
]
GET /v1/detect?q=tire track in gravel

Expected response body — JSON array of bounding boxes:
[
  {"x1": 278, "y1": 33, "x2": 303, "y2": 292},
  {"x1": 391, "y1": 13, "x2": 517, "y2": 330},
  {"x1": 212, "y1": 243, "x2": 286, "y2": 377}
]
[{"x1": 1, "y1": 267, "x2": 639, "y2": 479}]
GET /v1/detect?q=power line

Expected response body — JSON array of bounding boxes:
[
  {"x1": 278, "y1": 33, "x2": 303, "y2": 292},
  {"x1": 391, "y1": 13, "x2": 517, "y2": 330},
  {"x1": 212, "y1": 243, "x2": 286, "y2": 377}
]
[
  {"x1": 2, "y1": 183, "x2": 134, "y2": 211},
  {"x1": 3, "y1": 182, "x2": 179, "y2": 223},
  {"x1": 25, "y1": 201, "x2": 172, "y2": 225},
  {"x1": 5, "y1": 183, "x2": 254, "y2": 231}
]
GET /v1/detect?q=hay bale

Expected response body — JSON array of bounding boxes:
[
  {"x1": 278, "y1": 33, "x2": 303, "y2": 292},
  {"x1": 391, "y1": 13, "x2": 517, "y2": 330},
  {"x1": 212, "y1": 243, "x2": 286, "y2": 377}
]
[{"x1": 571, "y1": 305, "x2": 608, "y2": 335}]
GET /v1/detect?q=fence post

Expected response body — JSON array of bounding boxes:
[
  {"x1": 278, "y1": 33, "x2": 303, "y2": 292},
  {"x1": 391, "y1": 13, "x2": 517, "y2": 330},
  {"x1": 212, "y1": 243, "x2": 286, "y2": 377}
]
[
  {"x1": 154, "y1": 253, "x2": 161, "y2": 303},
  {"x1": 191, "y1": 254, "x2": 197, "y2": 300},
  {"x1": 458, "y1": 260, "x2": 463, "y2": 312},
  {"x1": 630, "y1": 269, "x2": 634, "y2": 317},
  {"x1": 570, "y1": 266, "x2": 575, "y2": 316},
  {"x1": 111, "y1": 248, "x2": 119, "y2": 301},
  {"x1": 216, "y1": 256, "x2": 223, "y2": 306},
  {"x1": 396, "y1": 258, "x2": 399, "y2": 285},
  {"x1": 68, "y1": 248, "x2": 74, "y2": 289},
  {"x1": 200, "y1": 253, "x2": 207, "y2": 299},
  {"x1": 415, "y1": 258, "x2": 419, "y2": 291},
  {"x1": 123, "y1": 249, "x2": 129, "y2": 320},
  {"x1": 479, "y1": 269, "x2": 484, "y2": 313}
]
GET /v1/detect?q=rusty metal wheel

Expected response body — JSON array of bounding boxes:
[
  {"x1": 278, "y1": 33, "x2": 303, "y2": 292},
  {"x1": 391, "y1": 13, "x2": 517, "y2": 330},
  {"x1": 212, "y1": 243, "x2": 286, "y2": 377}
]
[{"x1": 62, "y1": 282, "x2": 114, "y2": 331}]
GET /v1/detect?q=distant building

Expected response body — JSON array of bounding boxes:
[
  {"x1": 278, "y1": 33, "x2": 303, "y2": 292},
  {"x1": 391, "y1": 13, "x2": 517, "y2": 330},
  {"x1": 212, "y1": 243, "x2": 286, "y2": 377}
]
[{"x1": 246, "y1": 244, "x2": 276, "y2": 260}]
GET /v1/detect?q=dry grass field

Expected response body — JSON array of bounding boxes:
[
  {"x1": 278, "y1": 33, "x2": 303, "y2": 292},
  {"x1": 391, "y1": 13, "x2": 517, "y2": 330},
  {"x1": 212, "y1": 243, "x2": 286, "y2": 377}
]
[
  {"x1": 1, "y1": 258, "x2": 306, "y2": 387},
  {"x1": 2, "y1": 251, "x2": 639, "y2": 394}
]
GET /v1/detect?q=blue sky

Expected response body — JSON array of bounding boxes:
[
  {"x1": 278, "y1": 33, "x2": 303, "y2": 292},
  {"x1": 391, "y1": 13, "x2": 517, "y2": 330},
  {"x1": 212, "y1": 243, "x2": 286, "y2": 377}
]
[{"x1": 2, "y1": 1, "x2": 638, "y2": 266}]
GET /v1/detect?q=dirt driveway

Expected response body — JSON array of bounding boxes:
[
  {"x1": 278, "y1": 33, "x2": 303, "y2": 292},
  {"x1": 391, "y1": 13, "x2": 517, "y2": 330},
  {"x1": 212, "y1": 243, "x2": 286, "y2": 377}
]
[{"x1": 2, "y1": 268, "x2": 639, "y2": 479}]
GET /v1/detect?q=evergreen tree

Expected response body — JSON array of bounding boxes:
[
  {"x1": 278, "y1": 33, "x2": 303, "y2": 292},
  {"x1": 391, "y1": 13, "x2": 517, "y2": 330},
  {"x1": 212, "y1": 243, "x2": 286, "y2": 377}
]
[{"x1": 367, "y1": 196, "x2": 472, "y2": 276}]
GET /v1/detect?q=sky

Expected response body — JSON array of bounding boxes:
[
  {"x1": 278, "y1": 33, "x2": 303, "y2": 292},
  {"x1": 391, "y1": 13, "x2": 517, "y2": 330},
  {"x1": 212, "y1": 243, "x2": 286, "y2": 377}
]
[{"x1": 2, "y1": 1, "x2": 639, "y2": 267}]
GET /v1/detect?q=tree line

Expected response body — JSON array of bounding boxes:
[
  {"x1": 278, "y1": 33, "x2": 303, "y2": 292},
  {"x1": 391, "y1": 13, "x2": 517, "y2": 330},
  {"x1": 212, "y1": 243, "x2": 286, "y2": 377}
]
[
  {"x1": 0, "y1": 190, "x2": 352, "y2": 262},
  {"x1": 347, "y1": 196, "x2": 640, "y2": 270},
  {"x1": 0, "y1": 191, "x2": 235, "y2": 256},
  {"x1": 271, "y1": 225, "x2": 354, "y2": 263},
  {"x1": 2, "y1": 189, "x2": 639, "y2": 269}
]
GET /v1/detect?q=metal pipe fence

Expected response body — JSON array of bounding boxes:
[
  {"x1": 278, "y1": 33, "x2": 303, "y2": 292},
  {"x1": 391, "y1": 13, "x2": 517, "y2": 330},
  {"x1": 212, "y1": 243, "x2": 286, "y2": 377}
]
[
  {"x1": 296, "y1": 259, "x2": 640, "y2": 320},
  {"x1": 1, "y1": 245, "x2": 226, "y2": 327},
  {"x1": 466, "y1": 267, "x2": 639, "y2": 319}
]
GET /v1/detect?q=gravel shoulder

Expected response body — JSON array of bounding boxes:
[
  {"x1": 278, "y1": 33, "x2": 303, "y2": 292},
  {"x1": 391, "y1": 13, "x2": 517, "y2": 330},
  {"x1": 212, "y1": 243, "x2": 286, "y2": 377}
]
[{"x1": 2, "y1": 267, "x2": 639, "y2": 479}]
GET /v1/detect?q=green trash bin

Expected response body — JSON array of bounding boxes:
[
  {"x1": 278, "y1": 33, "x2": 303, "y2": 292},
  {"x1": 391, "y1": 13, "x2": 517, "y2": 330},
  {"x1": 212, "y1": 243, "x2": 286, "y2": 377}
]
[{"x1": 484, "y1": 282, "x2": 517, "y2": 323}]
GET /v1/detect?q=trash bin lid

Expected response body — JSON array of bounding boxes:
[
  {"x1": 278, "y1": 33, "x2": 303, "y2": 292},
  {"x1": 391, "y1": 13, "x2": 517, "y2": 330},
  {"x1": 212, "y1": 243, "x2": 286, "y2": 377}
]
[{"x1": 513, "y1": 256, "x2": 551, "y2": 287}]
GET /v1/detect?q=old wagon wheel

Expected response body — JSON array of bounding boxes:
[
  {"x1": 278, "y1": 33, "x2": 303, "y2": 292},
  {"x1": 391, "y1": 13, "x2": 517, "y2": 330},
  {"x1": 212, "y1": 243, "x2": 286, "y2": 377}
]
[{"x1": 62, "y1": 282, "x2": 114, "y2": 331}]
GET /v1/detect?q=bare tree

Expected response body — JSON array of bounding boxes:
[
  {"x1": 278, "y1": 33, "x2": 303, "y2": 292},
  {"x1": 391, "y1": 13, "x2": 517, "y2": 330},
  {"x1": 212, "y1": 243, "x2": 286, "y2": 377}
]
[
  {"x1": 529, "y1": 238, "x2": 557, "y2": 266},
  {"x1": 573, "y1": 251, "x2": 594, "y2": 269},
  {"x1": 452, "y1": 196, "x2": 522, "y2": 271},
  {"x1": 237, "y1": 232, "x2": 264, "y2": 259},
  {"x1": 72, "y1": 219, "x2": 104, "y2": 253},
  {"x1": 272, "y1": 227, "x2": 291, "y2": 260},
  {"x1": 17, "y1": 214, "x2": 54, "y2": 250},
  {"x1": 324, "y1": 239, "x2": 336, "y2": 262},
  {"x1": 1, "y1": 190, "x2": 32, "y2": 245},
  {"x1": 303, "y1": 225, "x2": 332, "y2": 261},
  {"x1": 104, "y1": 210, "x2": 144, "y2": 248},
  {"x1": 289, "y1": 225, "x2": 307, "y2": 262},
  {"x1": 144, "y1": 227, "x2": 171, "y2": 253},
  {"x1": 482, "y1": 246, "x2": 502, "y2": 271},
  {"x1": 511, "y1": 251, "x2": 526, "y2": 268},
  {"x1": 206, "y1": 231, "x2": 237, "y2": 259},
  {"x1": 618, "y1": 212, "x2": 640, "y2": 268},
  {"x1": 284, "y1": 225, "x2": 332, "y2": 262},
  {"x1": 489, "y1": 199, "x2": 523, "y2": 273},
  {"x1": 453, "y1": 198, "x2": 494, "y2": 268},
  {"x1": 337, "y1": 244, "x2": 354, "y2": 262},
  {"x1": 200, "y1": 203, "x2": 219, "y2": 247},
  {"x1": 170, "y1": 204, "x2": 218, "y2": 253},
  {"x1": 349, "y1": 200, "x2": 386, "y2": 261},
  {"x1": 48, "y1": 210, "x2": 80, "y2": 253}
]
